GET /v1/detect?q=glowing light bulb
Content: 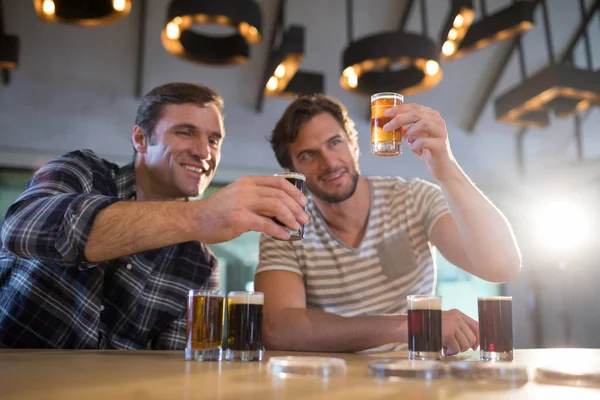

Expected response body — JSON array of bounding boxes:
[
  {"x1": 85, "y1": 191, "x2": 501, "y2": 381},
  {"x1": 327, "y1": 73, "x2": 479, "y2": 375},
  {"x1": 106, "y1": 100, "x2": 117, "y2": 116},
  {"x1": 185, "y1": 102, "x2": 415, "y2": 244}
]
[
  {"x1": 166, "y1": 22, "x2": 180, "y2": 40},
  {"x1": 267, "y1": 76, "x2": 278, "y2": 91},
  {"x1": 274, "y1": 64, "x2": 286, "y2": 78},
  {"x1": 348, "y1": 74, "x2": 358, "y2": 88},
  {"x1": 42, "y1": 0, "x2": 55, "y2": 15},
  {"x1": 343, "y1": 66, "x2": 355, "y2": 77},
  {"x1": 442, "y1": 40, "x2": 456, "y2": 56},
  {"x1": 425, "y1": 60, "x2": 439, "y2": 76},
  {"x1": 448, "y1": 28, "x2": 458, "y2": 40},
  {"x1": 453, "y1": 14, "x2": 464, "y2": 28},
  {"x1": 113, "y1": 0, "x2": 126, "y2": 12}
]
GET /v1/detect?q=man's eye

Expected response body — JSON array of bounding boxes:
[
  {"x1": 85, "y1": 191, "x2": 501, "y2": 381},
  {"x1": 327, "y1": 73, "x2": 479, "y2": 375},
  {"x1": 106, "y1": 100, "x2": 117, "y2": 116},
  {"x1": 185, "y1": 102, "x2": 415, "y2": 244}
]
[{"x1": 300, "y1": 151, "x2": 313, "y2": 161}]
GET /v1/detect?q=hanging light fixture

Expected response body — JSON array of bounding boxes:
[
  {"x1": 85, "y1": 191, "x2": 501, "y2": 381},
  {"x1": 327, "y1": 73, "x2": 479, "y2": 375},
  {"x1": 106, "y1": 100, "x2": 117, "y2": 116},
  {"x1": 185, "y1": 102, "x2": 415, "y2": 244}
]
[
  {"x1": 0, "y1": 34, "x2": 18, "y2": 69},
  {"x1": 340, "y1": 0, "x2": 443, "y2": 96},
  {"x1": 255, "y1": 0, "x2": 323, "y2": 111},
  {"x1": 494, "y1": 0, "x2": 600, "y2": 127},
  {"x1": 33, "y1": 0, "x2": 132, "y2": 26},
  {"x1": 263, "y1": 25, "x2": 305, "y2": 96},
  {"x1": 0, "y1": 0, "x2": 18, "y2": 71},
  {"x1": 447, "y1": 0, "x2": 536, "y2": 60},
  {"x1": 161, "y1": 0, "x2": 261, "y2": 65},
  {"x1": 439, "y1": 0, "x2": 475, "y2": 59}
]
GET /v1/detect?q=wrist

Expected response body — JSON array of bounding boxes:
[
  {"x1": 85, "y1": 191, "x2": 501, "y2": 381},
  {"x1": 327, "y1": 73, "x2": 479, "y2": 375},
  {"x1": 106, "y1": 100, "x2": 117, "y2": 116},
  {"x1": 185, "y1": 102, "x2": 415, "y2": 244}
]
[
  {"x1": 436, "y1": 161, "x2": 466, "y2": 186},
  {"x1": 171, "y1": 201, "x2": 199, "y2": 242}
]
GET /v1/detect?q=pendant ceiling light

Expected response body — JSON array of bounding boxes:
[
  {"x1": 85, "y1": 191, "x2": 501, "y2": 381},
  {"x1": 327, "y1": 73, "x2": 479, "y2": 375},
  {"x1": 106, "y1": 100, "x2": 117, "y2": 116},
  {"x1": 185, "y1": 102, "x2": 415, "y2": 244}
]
[
  {"x1": 33, "y1": 0, "x2": 132, "y2": 26},
  {"x1": 161, "y1": 0, "x2": 261, "y2": 65},
  {"x1": 439, "y1": 0, "x2": 475, "y2": 60},
  {"x1": 444, "y1": 0, "x2": 536, "y2": 60},
  {"x1": 255, "y1": 0, "x2": 323, "y2": 112},
  {"x1": 340, "y1": 0, "x2": 442, "y2": 96},
  {"x1": 0, "y1": 1, "x2": 19, "y2": 70},
  {"x1": 495, "y1": 0, "x2": 600, "y2": 127}
]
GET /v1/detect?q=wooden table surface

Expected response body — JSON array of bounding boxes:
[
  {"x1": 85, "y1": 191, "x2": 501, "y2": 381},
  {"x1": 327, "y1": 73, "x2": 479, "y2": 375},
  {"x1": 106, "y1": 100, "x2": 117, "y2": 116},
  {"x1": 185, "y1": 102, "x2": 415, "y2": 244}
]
[{"x1": 1, "y1": 348, "x2": 599, "y2": 399}]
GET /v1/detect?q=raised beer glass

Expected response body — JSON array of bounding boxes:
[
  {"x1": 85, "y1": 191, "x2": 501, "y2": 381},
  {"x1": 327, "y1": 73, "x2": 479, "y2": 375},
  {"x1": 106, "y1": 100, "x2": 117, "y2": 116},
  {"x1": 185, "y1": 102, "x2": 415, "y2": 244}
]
[
  {"x1": 370, "y1": 92, "x2": 404, "y2": 156},
  {"x1": 478, "y1": 296, "x2": 513, "y2": 361},
  {"x1": 225, "y1": 291, "x2": 264, "y2": 361},
  {"x1": 407, "y1": 294, "x2": 442, "y2": 361},
  {"x1": 273, "y1": 172, "x2": 306, "y2": 241},
  {"x1": 185, "y1": 289, "x2": 225, "y2": 361}
]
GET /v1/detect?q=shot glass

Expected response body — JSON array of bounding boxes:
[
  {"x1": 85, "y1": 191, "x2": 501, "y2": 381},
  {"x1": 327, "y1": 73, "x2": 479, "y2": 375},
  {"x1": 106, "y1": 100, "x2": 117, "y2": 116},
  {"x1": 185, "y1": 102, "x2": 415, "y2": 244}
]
[
  {"x1": 407, "y1": 294, "x2": 442, "y2": 361},
  {"x1": 185, "y1": 289, "x2": 225, "y2": 361},
  {"x1": 370, "y1": 92, "x2": 404, "y2": 156},
  {"x1": 225, "y1": 291, "x2": 264, "y2": 361},
  {"x1": 273, "y1": 172, "x2": 306, "y2": 241},
  {"x1": 478, "y1": 296, "x2": 513, "y2": 361}
]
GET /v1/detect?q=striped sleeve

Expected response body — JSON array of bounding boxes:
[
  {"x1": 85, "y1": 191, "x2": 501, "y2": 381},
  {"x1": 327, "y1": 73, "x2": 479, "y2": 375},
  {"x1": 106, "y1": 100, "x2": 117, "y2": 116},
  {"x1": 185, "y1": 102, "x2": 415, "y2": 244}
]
[
  {"x1": 409, "y1": 178, "x2": 451, "y2": 238},
  {"x1": 256, "y1": 234, "x2": 303, "y2": 277}
]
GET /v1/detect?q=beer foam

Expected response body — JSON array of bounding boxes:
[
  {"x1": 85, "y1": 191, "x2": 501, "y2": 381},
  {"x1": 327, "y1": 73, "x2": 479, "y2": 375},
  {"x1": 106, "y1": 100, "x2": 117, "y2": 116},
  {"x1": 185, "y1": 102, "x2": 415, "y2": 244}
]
[
  {"x1": 228, "y1": 291, "x2": 264, "y2": 305},
  {"x1": 408, "y1": 296, "x2": 441, "y2": 310},
  {"x1": 189, "y1": 289, "x2": 224, "y2": 298},
  {"x1": 477, "y1": 296, "x2": 512, "y2": 301},
  {"x1": 370, "y1": 92, "x2": 404, "y2": 103},
  {"x1": 275, "y1": 172, "x2": 306, "y2": 182}
]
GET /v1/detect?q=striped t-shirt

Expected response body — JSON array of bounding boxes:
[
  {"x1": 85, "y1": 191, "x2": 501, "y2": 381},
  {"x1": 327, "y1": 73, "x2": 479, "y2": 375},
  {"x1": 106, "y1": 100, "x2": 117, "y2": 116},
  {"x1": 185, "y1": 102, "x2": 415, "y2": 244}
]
[{"x1": 256, "y1": 177, "x2": 450, "y2": 322}]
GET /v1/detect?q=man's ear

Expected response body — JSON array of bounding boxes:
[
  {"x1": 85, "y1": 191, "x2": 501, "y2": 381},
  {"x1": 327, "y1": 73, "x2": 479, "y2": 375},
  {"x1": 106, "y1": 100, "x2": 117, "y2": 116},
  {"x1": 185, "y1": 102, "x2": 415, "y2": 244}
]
[{"x1": 132, "y1": 125, "x2": 147, "y2": 154}]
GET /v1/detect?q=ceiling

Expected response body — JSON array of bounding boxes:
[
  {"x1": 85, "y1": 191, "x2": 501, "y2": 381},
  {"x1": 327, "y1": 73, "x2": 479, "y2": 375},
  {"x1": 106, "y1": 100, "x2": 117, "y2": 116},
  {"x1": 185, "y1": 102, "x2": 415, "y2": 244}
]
[{"x1": 0, "y1": 0, "x2": 599, "y2": 196}]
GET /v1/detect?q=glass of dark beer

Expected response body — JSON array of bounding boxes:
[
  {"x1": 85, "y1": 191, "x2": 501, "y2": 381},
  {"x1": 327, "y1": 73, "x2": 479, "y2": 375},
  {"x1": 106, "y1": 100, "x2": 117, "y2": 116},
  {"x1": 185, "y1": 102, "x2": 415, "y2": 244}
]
[
  {"x1": 370, "y1": 92, "x2": 404, "y2": 156},
  {"x1": 407, "y1": 294, "x2": 442, "y2": 361},
  {"x1": 185, "y1": 289, "x2": 225, "y2": 361},
  {"x1": 225, "y1": 291, "x2": 264, "y2": 361},
  {"x1": 273, "y1": 172, "x2": 306, "y2": 241},
  {"x1": 478, "y1": 296, "x2": 513, "y2": 361}
]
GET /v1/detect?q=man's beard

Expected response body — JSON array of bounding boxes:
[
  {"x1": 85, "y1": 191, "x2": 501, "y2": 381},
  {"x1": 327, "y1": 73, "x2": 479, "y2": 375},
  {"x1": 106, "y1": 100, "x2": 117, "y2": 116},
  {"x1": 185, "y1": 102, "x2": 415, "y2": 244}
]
[{"x1": 307, "y1": 167, "x2": 360, "y2": 204}]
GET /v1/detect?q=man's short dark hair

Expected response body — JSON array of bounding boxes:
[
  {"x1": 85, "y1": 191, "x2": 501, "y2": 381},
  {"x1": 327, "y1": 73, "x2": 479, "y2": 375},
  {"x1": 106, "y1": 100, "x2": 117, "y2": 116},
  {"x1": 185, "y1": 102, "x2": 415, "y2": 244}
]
[
  {"x1": 134, "y1": 82, "x2": 224, "y2": 147},
  {"x1": 268, "y1": 94, "x2": 358, "y2": 170}
]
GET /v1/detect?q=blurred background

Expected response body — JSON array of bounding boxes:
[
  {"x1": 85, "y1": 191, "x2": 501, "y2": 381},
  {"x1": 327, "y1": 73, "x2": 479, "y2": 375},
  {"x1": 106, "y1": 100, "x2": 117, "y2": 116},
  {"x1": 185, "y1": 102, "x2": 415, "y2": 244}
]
[{"x1": 1, "y1": 0, "x2": 599, "y2": 350}]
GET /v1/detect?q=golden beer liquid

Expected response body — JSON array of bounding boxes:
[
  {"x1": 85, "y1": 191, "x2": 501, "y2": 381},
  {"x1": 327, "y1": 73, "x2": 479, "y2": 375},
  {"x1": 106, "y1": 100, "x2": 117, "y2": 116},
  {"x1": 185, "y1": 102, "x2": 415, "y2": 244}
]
[
  {"x1": 186, "y1": 294, "x2": 225, "y2": 350},
  {"x1": 370, "y1": 96, "x2": 404, "y2": 156}
]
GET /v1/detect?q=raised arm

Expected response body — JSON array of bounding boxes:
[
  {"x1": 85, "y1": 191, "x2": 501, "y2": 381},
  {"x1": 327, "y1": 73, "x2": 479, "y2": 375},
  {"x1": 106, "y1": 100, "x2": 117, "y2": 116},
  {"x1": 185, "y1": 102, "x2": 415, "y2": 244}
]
[
  {"x1": 382, "y1": 103, "x2": 522, "y2": 282},
  {"x1": 2, "y1": 152, "x2": 308, "y2": 266}
]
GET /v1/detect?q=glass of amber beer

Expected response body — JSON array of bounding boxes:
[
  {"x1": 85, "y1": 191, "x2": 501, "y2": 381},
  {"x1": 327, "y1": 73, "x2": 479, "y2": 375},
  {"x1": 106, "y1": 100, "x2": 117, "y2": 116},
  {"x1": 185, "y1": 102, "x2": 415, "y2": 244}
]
[
  {"x1": 370, "y1": 92, "x2": 404, "y2": 156},
  {"x1": 407, "y1": 294, "x2": 442, "y2": 361},
  {"x1": 185, "y1": 289, "x2": 225, "y2": 361},
  {"x1": 478, "y1": 296, "x2": 513, "y2": 361},
  {"x1": 225, "y1": 291, "x2": 264, "y2": 361}
]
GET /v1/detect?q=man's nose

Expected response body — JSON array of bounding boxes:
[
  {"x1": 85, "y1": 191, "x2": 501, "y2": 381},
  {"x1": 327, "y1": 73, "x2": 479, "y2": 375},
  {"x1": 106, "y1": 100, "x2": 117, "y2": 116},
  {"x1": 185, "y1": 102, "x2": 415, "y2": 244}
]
[{"x1": 190, "y1": 136, "x2": 211, "y2": 161}]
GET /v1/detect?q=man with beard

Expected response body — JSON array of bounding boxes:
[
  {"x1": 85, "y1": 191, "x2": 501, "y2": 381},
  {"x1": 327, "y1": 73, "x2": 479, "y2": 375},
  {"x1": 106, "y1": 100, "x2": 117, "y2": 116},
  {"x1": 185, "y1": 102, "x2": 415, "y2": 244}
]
[
  {"x1": 0, "y1": 82, "x2": 308, "y2": 349},
  {"x1": 255, "y1": 94, "x2": 521, "y2": 354}
]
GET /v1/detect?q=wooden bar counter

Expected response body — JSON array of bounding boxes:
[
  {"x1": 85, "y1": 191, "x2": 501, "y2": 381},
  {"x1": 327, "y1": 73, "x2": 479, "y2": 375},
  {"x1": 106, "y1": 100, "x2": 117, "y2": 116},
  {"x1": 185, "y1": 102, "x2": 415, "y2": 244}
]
[{"x1": 1, "y1": 348, "x2": 599, "y2": 399}]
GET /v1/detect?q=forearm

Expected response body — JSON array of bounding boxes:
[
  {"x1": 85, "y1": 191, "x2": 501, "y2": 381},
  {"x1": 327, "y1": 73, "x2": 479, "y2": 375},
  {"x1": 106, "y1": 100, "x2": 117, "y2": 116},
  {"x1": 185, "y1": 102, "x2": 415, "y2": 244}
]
[
  {"x1": 438, "y1": 164, "x2": 521, "y2": 281},
  {"x1": 85, "y1": 201, "x2": 195, "y2": 262},
  {"x1": 264, "y1": 308, "x2": 406, "y2": 352}
]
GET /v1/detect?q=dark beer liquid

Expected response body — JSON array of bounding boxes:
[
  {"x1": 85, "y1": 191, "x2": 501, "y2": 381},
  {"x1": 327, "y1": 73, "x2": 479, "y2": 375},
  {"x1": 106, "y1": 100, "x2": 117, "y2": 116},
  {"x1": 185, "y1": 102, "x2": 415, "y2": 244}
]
[
  {"x1": 187, "y1": 295, "x2": 224, "y2": 350},
  {"x1": 478, "y1": 299, "x2": 513, "y2": 353},
  {"x1": 273, "y1": 176, "x2": 306, "y2": 240},
  {"x1": 227, "y1": 303, "x2": 264, "y2": 351},
  {"x1": 408, "y1": 309, "x2": 442, "y2": 352}
]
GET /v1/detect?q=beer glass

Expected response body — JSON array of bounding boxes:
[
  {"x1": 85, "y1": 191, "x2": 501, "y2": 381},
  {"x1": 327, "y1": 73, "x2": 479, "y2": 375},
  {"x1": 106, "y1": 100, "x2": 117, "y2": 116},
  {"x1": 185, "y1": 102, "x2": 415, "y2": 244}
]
[
  {"x1": 273, "y1": 172, "x2": 306, "y2": 241},
  {"x1": 225, "y1": 291, "x2": 264, "y2": 361},
  {"x1": 185, "y1": 289, "x2": 225, "y2": 361},
  {"x1": 370, "y1": 92, "x2": 404, "y2": 156},
  {"x1": 478, "y1": 296, "x2": 513, "y2": 361},
  {"x1": 407, "y1": 294, "x2": 442, "y2": 361}
]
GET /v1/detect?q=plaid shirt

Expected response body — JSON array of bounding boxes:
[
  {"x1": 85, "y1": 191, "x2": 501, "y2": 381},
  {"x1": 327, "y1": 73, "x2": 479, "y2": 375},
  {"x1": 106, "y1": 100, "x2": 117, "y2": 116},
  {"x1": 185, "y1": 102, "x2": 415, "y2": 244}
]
[{"x1": 0, "y1": 150, "x2": 218, "y2": 349}]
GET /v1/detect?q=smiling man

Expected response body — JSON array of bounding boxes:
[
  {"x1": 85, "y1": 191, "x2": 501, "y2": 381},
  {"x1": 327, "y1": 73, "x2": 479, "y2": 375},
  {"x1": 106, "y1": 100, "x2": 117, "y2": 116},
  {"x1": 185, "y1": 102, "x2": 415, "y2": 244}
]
[
  {"x1": 0, "y1": 82, "x2": 308, "y2": 349},
  {"x1": 255, "y1": 94, "x2": 522, "y2": 354}
]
